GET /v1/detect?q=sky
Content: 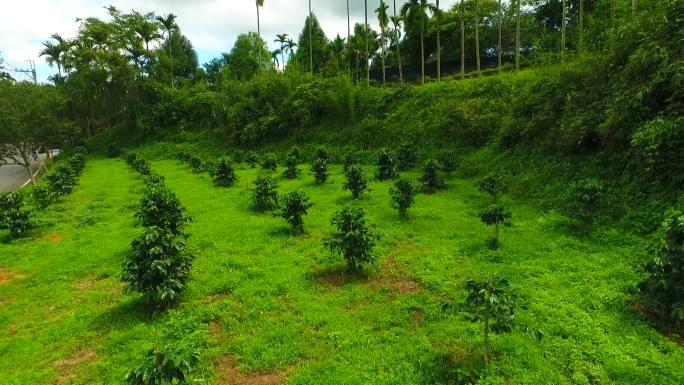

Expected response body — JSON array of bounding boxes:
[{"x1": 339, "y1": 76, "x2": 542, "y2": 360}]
[{"x1": 0, "y1": 0, "x2": 461, "y2": 82}]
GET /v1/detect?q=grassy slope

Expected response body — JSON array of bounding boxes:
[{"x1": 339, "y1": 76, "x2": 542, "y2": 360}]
[{"x1": 1, "y1": 156, "x2": 682, "y2": 384}]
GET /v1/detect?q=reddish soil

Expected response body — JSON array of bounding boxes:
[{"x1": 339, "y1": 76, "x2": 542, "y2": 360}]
[{"x1": 214, "y1": 356, "x2": 284, "y2": 385}]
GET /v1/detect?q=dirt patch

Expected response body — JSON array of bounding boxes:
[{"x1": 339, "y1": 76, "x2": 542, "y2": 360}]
[
  {"x1": 0, "y1": 268, "x2": 27, "y2": 285},
  {"x1": 73, "y1": 278, "x2": 95, "y2": 291},
  {"x1": 55, "y1": 349, "x2": 96, "y2": 368},
  {"x1": 395, "y1": 280, "x2": 422, "y2": 295},
  {"x1": 214, "y1": 356, "x2": 284, "y2": 385},
  {"x1": 50, "y1": 234, "x2": 64, "y2": 245},
  {"x1": 7, "y1": 324, "x2": 17, "y2": 336},
  {"x1": 411, "y1": 309, "x2": 424, "y2": 328}
]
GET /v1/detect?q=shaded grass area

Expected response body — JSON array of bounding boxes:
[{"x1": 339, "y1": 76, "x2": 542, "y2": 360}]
[{"x1": 0, "y1": 157, "x2": 682, "y2": 384}]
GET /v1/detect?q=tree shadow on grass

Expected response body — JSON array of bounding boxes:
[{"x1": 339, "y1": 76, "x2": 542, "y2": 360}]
[
  {"x1": 90, "y1": 296, "x2": 154, "y2": 332},
  {"x1": 305, "y1": 264, "x2": 374, "y2": 288},
  {"x1": 420, "y1": 349, "x2": 485, "y2": 385}
]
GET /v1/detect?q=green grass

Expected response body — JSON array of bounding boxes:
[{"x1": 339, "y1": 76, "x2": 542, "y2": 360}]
[{"x1": 1, "y1": 156, "x2": 682, "y2": 385}]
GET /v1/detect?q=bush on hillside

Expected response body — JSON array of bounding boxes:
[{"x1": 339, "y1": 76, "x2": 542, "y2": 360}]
[
  {"x1": 326, "y1": 207, "x2": 379, "y2": 273},
  {"x1": 376, "y1": 148, "x2": 398, "y2": 181},
  {"x1": 311, "y1": 158, "x2": 330, "y2": 184},
  {"x1": 280, "y1": 191, "x2": 312, "y2": 234},
  {"x1": 32, "y1": 185, "x2": 55, "y2": 209},
  {"x1": 212, "y1": 158, "x2": 238, "y2": 187},
  {"x1": 565, "y1": 179, "x2": 603, "y2": 236},
  {"x1": 126, "y1": 345, "x2": 200, "y2": 385},
  {"x1": 288, "y1": 146, "x2": 302, "y2": 162},
  {"x1": 478, "y1": 175, "x2": 506, "y2": 204},
  {"x1": 419, "y1": 159, "x2": 446, "y2": 193},
  {"x1": 135, "y1": 185, "x2": 189, "y2": 236},
  {"x1": 0, "y1": 192, "x2": 31, "y2": 239},
  {"x1": 396, "y1": 142, "x2": 418, "y2": 170},
  {"x1": 479, "y1": 205, "x2": 512, "y2": 249},
  {"x1": 314, "y1": 146, "x2": 332, "y2": 163},
  {"x1": 390, "y1": 178, "x2": 417, "y2": 219},
  {"x1": 437, "y1": 150, "x2": 458, "y2": 172},
  {"x1": 261, "y1": 153, "x2": 278, "y2": 172},
  {"x1": 283, "y1": 155, "x2": 301, "y2": 179},
  {"x1": 344, "y1": 165, "x2": 368, "y2": 199},
  {"x1": 252, "y1": 174, "x2": 279, "y2": 212},
  {"x1": 343, "y1": 152, "x2": 359, "y2": 173}
]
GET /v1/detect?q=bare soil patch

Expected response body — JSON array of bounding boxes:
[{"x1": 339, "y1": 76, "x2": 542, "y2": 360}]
[
  {"x1": 214, "y1": 356, "x2": 284, "y2": 385},
  {"x1": 0, "y1": 268, "x2": 27, "y2": 285}
]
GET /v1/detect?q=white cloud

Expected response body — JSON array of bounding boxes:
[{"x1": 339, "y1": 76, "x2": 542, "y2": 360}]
[{"x1": 0, "y1": 0, "x2": 460, "y2": 82}]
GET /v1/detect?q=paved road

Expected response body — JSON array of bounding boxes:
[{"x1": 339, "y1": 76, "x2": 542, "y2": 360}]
[{"x1": 0, "y1": 155, "x2": 48, "y2": 192}]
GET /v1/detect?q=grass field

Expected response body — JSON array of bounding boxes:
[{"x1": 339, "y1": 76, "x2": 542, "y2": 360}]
[{"x1": 1, "y1": 155, "x2": 683, "y2": 385}]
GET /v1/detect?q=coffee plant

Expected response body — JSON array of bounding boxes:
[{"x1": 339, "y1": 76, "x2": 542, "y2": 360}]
[
  {"x1": 565, "y1": 178, "x2": 603, "y2": 235},
  {"x1": 314, "y1": 146, "x2": 331, "y2": 163},
  {"x1": 375, "y1": 148, "x2": 398, "y2": 180},
  {"x1": 419, "y1": 159, "x2": 446, "y2": 193},
  {"x1": 311, "y1": 158, "x2": 330, "y2": 184},
  {"x1": 396, "y1": 142, "x2": 418, "y2": 170},
  {"x1": 0, "y1": 192, "x2": 31, "y2": 239},
  {"x1": 639, "y1": 210, "x2": 684, "y2": 324},
  {"x1": 479, "y1": 205, "x2": 512, "y2": 249},
  {"x1": 261, "y1": 153, "x2": 278, "y2": 172},
  {"x1": 280, "y1": 191, "x2": 313, "y2": 234},
  {"x1": 46, "y1": 166, "x2": 77, "y2": 196},
  {"x1": 326, "y1": 207, "x2": 379, "y2": 273},
  {"x1": 288, "y1": 146, "x2": 302, "y2": 161},
  {"x1": 344, "y1": 165, "x2": 369, "y2": 199},
  {"x1": 463, "y1": 278, "x2": 521, "y2": 364},
  {"x1": 122, "y1": 226, "x2": 195, "y2": 310},
  {"x1": 252, "y1": 174, "x2": 279, "y2": 212},
  {"x1": 124, "y1": 152, "x2": 152, "y2": 175},
  {"x1": 212, "y1": 158, "x2": 238, "y2": 187},
  {"x1": 390, "y1": 178, "x2": 417, "y2": 218},
  {"x1": 188, "y1": 155, "x2": 203, "y2": 172},
  {"x1": 437, "y1": 150, "x2": 458, "y2": 172},
  {"x1": 283, "y1": 155, "x2": 301, "y2": 179},
  {"x1": 136, "y1": 185, "x2": 189, "y2": 236},
  {"x1": 343, "y1": 152, "x2": 359, "y2": 173},
  {"x1": 32, "y1": 185, "x2": 55, "y2": 208},
  {"x1": 244, "y1": 151, "x2": 258, "y2": 168},
  {"x1": 478, "y1": 175, "x2": 506, "y2": 204},
  {"x1": 126, "y1": 345, "x2": 199, "y2": 385},
  {"x1": 144, "y1": 173, "x2": 166, "y2": 187}
]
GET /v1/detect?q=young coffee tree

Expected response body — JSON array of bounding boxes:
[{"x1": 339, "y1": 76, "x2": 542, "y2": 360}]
[
  {"x1": 396, "y1": 142, "x2": 418, "y2": 170},
  {"x1": 463, "y1": 278, "x2": 521, "y2": 364},
  {"x1": 376, "y1": 148, "x2": 398, "y2": 180},
  {"x1": 639, "y1": 210, "x2": 684, "y2": 324},
  {"x1": 343, "y1": 152, "x2": 359, "y2": 173},
  {"x1": 288, "y1": 146, "x2": 302, "y2": 161},
  {"x1": 212, "y1": 158, "x2": 238, "y2": 187},
  {"x1": 283, "y1": 155, "x2": 301, "y2": 179},
  {"x1": 122, "y1": 226, "x2": 195, "y2": 310},
  {"x1": 245, "y1": 151, "x2": 258, "y2": 168},
  {"x1": 188, "y1": 155, "x2": 203, "y2": 172},
  {"x1": 46, "y1": 166, "x2": 76, "y2": 196},
  {"x1": 126, "y1": 345, "x2": 200, "y2": 385},
  {"x1": 252, "y1": 174, "x2": 279, "y2": 212},
  {"x1": 478, "y1": 175, "x2": 506, "y2": 204},
  {"x1": 326, "y1": 207, "x2": 379, "y2": 273},
  {"x1": 32, "y1": 185, "x2": 55, "y2": 209},
  {"x1": 261, "y1": 153, "x2": 278, "y2": 172},
  {"x1": 136, "y1": 185, "x2": 189, "y2": 236},
  {"x1": 345, "y1": 165, "x2": 369, "y2": 199},
  {"x1": 0, "y1": 192, "x2": 31, "y2": 239},
  {"x1": 280, "y1": 191, "x2": 313, "y2": 234},
  {"x1": 314, "y1": 146, "x2": 331, "y2": 163},
  {"x1": 390, "y1": 178, "x2": 417, "y2": 218},
  {"x1": 419, "y1": 159, "x2": 446, "y2": 193},
  {"x1": 437, "y1": 150, "x2": 458, "y2": 173},
  {"x1": 479, "y1": 205, "x2": 512, "y2": 249},
  {"x1": 311, "y1": 158, "x2": 330, "y2": 184},
  {"x1": 565, "y1": 179, "x2": 603, "y2": 235},
  {"x1": 144, "y1": 173, "x2": 166, "y2": 188}
]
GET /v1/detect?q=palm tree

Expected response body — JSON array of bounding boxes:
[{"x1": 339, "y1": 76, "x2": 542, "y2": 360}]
[
  {"x1": 401, "y1": 0, "x2": 437, "y2": 84},
  {"x1": 271, "y1": 49, "x2": 281, "y2": 69},
  {"x1": 376, "y1": 0, "x2": 390, "y2": 86},
  {"x1": 475, "y1": 0, "x2": 481, "y2": 76},
  {"x1": 497, "y1": 0, "x2": 503, "y2": 73},
  {"x1": 284, "y1": 38, "x2": 298, "y2": 64},
  {"x1": 40, "y1": 41, "x2": 63, "y2": 77},
  {"x1": 460, "y1": 0, "x2": 465, "y2": 79},
  {"x1": 516, "y1": 0, "x2": 522, "y2": 70},
  {"x1": 274, "y1": 33, "x2": 289, "y2": 70},
  {"x1": 256, "y1": 0, "x2": 265, "y2": 69},
  {"x1": 392, "y1": 0, "x2": 403, "y2": 83},
  {"x1": 156, "y1": 13, "x2": 178, "y2": 87}
]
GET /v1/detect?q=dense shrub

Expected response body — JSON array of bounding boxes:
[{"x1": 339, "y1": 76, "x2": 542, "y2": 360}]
[
  {"x1": 0, "y1": 192, "x2": 31, "y2": 239},
  {"x1": 565, "y1": 179, "x2": 603, "y2": 235},
  {"x1": 343, "y1": 152, "x2": 359, "y2": 173},
  {"x1": 187, "y1": 155, "x2": 203, "y2": 172},
  {"x1": 261, "y1": 153, "x2": 278, "y2": 172},
  {"x1": 639, "y1": 211, "x2": 684, "y2": 325},
  {"x1": 283, "y1": 155, "x2": 301, "y2": 179},
  {"x1": 122, "y1": 226, "x2": 195, "y2": 309},
  {"x1": 144, "y1": 173, "x2": 166, "y2": 187},
  {"x1": 479, "y1": 205, "x2": 512, "y2": 249},
  {"x1": 106, "y1": 143, "x2": 121, "y2": 158},
  {"x1": 124, "y1": 152, "x2": 152, "y2": 175},
  {"x1": 126, "y1": 345, "x2": 200, "y2": 385},
  {"x1": 396, "y1": 142, "x2": 418, "y2": 170},
  {"x1": 288, "y1": 146, "x2": 302, "y2": 162},
  {"x1": 419, "y1": 159, "x2": 446, "y2": 193},
  {"x1": 375, "y1": 148, "x2": 398, "y2": 180},
  {"x1": 135, "y1": 185, "x2": 189, "y2": 236},
  {"x1": 46, "y1": 166, "x2": 77, "y2": 196},
  {"x1": 314, "y1": 146, "x2": 332, "y2": 163},
  {"x1": 390, "y1": 178, "x2": 417, "y2": 218},
  {"x1": 344, "y1": 165, "x2": 369, "y2": 199},
  {"x1": 464, "y1": 278, "x2": 521, "y2": 364},
  {"x1": 252, "y1": 174, "x2": 279, "y2": 212},
  {"x1": 478, "y1": 175, "x2": 506, "y2": 204},
  {"x1": 280, "y1": 191, "x2": 313, "y2": 234},
  {"x1": 244, "y1": 151, "x2": 258, "y2": 168},
  {"x1": 437, "y1": 150, "x2": 458, "y2": 172},
  {"x1": 32, "y1": 185, "x2": 55, "y2": 208},
  {"x1": 326, "y1": 207, "x2": 379, "y2": 273},
  {"x1": 212, "y1": 158, "x2": 238, "y2": 187},
  {"x1": 311, "y1": 158, "x2": 330, "y2": 184}
]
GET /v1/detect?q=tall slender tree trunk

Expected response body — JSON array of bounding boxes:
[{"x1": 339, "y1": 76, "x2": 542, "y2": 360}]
[
  {"x1": 169, "y1": 33, "x2": 174, "y2": 87},
  {"x1": 309, "y1": 0, "x2": 313, "y2": 75},
  {"x1": 347, "y1": 0, "x2": 352, "y2": 78},
  {"x1": 497, "y1": 0, "x2": 502, "y2": 73},
  {"x1": 561, "y1": 0, "x2": 567, "y2": 62},
  {"x1": 579, "y1": 0, "x2": 584, "y2": 50},
  {"x1": 436, "y1": 0, "x2": 441, "y2": 81},
  {"x1": 475, "y1": 0, "x2": 481, "y2": 77},
  {"x1": 381, "y1": 28, "x2": 386, "y2": 86},
  {"x1": 256, "y1": 1, "x2": 262, "y2": 70},
  {"x1": 420, "y1": 18, "x2": 425, "y2": 84},
  {"x1": 365, "y1": 0, "x2": 370, "y2": 87},
  {"x1": 394, "y1": 0, "x2": 403, "y2": 83},
  {"x1": 460, "y1": 0, "x2": 465, "y2": 79},
  {"x1": 516, "y1": 0, "x2": 521, "y2": 71}
]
